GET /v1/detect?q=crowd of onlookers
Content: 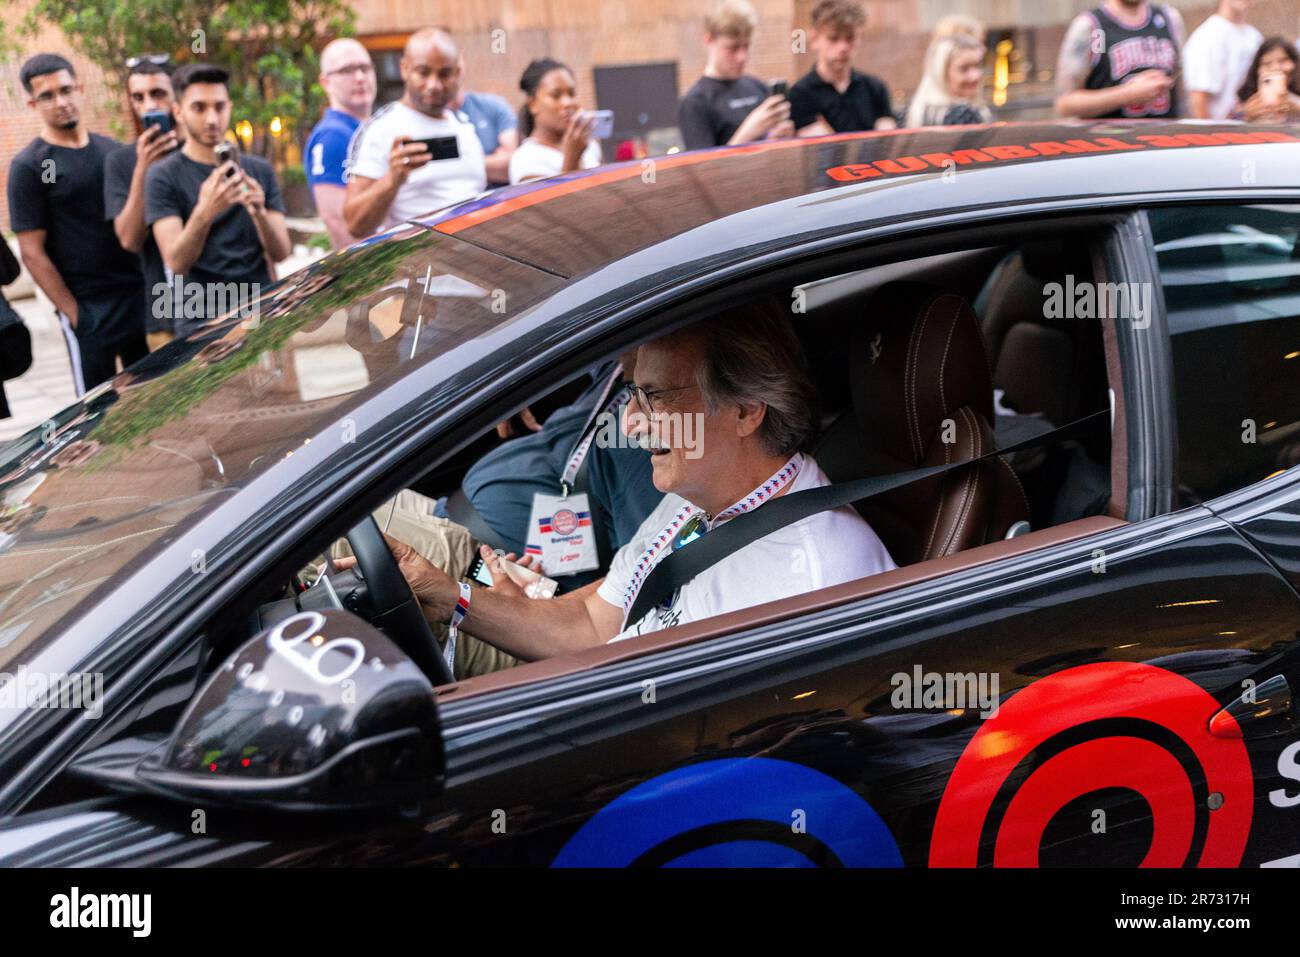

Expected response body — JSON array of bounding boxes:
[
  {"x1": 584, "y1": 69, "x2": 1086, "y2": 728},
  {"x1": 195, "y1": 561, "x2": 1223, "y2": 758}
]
[{"x1": 2, "y1": 0, "x2": 1300, "y2": 416}]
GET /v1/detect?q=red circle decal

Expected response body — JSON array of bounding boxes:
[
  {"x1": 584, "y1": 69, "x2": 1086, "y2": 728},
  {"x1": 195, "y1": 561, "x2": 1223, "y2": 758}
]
[
  {"x1": 552, "y1": 509, "x2": 578, "y2": 535},
  {"x1": 929, "y1": 662, "x2": 1253, "y2": 867}
]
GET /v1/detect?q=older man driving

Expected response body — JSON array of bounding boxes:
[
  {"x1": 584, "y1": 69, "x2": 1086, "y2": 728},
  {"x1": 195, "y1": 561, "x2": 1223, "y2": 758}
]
[{"x1": 378, "y1": 300, "x2": 896, "y2": 660}]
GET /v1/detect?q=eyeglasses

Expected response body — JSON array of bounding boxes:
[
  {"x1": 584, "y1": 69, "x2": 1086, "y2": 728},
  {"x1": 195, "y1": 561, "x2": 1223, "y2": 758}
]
[
  {"x1": 126, "y1": 53, "x2": 170, "y2": 68},
  {"x1": 630, "y1": 383, "x2": 697, "y2": 416},
  {"x1": 325, "y1": 63, "x2": 375, "y2": 78}
]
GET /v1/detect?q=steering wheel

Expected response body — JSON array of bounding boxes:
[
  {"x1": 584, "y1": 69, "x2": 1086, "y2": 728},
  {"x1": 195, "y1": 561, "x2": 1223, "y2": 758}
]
[{"x1": 345, "y1": 515, "x2": 454, "y2": 686}]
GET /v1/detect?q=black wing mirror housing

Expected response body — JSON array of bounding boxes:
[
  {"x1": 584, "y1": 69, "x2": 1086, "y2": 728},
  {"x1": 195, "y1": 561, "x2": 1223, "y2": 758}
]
[{"x1": 128, "y1": 609, "x2": 443, "y2": 813}]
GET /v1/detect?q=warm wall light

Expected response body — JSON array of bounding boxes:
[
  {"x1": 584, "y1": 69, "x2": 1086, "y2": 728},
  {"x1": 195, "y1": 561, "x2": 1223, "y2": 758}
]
[
  {"x1": 235, "y1": 120, "x2": 253, "y2": 145},
  {"x1": 993, "y1": 38, "x2": 1012, "y2": 107},
  {"x1": 269, "y1": 116, "x2": 284, "y2": 137}
]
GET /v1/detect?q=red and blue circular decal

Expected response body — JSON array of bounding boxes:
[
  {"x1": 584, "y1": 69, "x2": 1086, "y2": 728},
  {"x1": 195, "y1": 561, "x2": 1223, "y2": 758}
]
[
  {"x1": 929, "y1": 662, "x2": 1253, "y2": 867},
  {"x1": 553, "y1": 757, "x2": 903, "y2": 867}
]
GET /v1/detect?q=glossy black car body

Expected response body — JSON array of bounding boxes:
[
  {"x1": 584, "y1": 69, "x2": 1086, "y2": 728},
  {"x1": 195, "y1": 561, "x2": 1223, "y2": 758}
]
[{"x1": 1, "y1": 120, "x2": 1300, "y2": 867}]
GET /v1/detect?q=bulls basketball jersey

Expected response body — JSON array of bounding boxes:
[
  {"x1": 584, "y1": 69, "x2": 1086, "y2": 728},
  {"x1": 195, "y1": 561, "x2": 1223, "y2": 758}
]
[{"x1": 1084, "y1": 4, "x2": 1180, "y2": 118}]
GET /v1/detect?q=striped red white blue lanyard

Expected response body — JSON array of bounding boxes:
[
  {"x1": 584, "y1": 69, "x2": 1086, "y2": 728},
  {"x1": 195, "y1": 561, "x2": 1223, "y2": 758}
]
[{"x1": 619, "y1": 453, "x2": 804, "y2": 619}]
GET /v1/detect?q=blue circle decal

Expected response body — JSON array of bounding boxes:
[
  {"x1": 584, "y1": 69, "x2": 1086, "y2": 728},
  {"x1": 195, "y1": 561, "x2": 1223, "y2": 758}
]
[{"x1": 552, "y1": 757, "x2": 903, "y2": 867}]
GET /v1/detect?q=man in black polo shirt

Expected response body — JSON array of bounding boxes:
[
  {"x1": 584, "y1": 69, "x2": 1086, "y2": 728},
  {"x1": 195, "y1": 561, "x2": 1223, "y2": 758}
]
[
  {"x1": 146, "y1": 63, "x2": 291, "y2": 338},
  {"x1": 104, "y1": 59, "x2": 183, "y2": 352},
  {"x1": 8, "y1": 54, "x2": 146, "y2": 394},
  {"x1": 789, "y1": 0, "x2": 896, "y2": 136}
]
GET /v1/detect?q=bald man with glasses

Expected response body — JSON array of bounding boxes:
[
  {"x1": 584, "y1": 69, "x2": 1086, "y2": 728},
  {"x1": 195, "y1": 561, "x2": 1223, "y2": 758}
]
[{"x1": 305, "y1": 38, "x2": 377, "y2": 249}]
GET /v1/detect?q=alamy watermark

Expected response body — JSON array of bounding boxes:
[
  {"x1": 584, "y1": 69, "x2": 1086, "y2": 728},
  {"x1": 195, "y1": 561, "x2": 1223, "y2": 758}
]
[
  {"x1": 597, "y1": 409, "x2": 705, "y2": 460},
  {"x1": 891, "y1": 666, "x2": 1000, "y2": 719},
  {"x1": 151, "y1": 275, "x2": 261, "y2": 327},
  {"x1": 1042, "y1": 275, "x2": 1151, "y2": 328},
  {"x1": 0, "y1": 667, "x2": 103, "y2": 719}
]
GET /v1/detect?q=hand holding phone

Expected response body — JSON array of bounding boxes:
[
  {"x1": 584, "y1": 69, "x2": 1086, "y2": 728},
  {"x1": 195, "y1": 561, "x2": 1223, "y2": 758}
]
[
  {"x1": 1260, "y1": 71, "x2": 1287, "y2": 104},
  {"x1": 468, "y1": 550, "x2": 557, "y2": 599}
]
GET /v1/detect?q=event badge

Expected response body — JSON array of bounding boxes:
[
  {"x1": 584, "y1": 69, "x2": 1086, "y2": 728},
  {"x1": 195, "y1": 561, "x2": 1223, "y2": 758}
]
[{"x1": 525, "y1": 492, "x2": 599, "y2": 576}]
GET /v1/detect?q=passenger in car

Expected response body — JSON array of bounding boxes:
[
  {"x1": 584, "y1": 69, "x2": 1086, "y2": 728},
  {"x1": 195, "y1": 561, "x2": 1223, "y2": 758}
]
[{"x1": 367, "y1": 300, "x2": 897, "y2": 664}]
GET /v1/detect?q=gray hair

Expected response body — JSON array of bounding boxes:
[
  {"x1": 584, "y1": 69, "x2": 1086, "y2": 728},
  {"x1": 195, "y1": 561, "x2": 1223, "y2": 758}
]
[{"x1": 689, "y1": 299, "x2": 820, "y2": 457}]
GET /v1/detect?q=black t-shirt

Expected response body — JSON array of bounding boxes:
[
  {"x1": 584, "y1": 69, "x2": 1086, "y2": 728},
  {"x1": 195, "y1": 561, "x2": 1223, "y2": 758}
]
[
  {"x1": 6, "y1": 133, "x2": 142, "y2": 300},
  {"x1": 678, "y1": 75, "x2": 770, "y2": 150},
  {"x1": 788, "y1": 68, "x2": 893, "y2": 132},
  {"x1": 144, "y1": 150, "x2": 283, "y2": 292},
  {"x1": 103, "y1": 143, "x2": 177, "y2": 333}
]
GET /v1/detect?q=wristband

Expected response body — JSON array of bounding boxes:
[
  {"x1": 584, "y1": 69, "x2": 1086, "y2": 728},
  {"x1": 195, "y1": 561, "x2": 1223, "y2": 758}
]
[{"x1": 445, "y1": 581, "x2": 471, "y2": 677}]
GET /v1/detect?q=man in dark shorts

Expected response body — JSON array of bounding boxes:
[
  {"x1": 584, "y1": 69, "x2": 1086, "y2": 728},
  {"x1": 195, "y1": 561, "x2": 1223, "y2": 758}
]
[{"x1": 8, "y1": 54, "x2": 146, "y2": 393}]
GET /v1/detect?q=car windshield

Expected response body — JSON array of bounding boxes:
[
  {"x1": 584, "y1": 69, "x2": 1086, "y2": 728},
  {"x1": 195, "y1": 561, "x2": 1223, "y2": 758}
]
[{"x1": 0, "y1": 226, "x2": 561, "y2": 663}]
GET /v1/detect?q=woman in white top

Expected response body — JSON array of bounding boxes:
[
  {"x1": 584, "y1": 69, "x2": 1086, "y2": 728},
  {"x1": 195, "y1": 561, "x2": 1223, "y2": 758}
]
[
  {"x1": 509, "y1": 58, "x2": 604, "y2": 184},
  {"x1": 903, "y1": 18, "x2": 993, "y2": 129}
]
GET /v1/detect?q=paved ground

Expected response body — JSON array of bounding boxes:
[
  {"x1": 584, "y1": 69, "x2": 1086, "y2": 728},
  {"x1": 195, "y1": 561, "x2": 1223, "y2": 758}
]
[
  {"x1": 0, "y1": 295, "x2": 75, "y2": 444},
  {"x1": 0, "y1": 244, "x2": 325, "y2": 445}
]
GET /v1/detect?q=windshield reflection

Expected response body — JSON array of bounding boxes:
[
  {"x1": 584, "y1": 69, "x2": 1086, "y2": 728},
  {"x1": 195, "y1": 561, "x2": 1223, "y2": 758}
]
[{"x1": 0, "y1": 226, "x2": 559, "y2": 663}]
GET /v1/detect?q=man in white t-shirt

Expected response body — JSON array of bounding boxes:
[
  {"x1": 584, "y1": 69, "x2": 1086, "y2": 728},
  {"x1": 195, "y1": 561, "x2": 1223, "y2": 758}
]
[
  {"x1": 371, "y1": 301, "x2": 896, "y2": 665},
  {"x1": 1183, "y1": 0, "x2": 1262, "y2": 119},
  {"x1": 343, "y1": 28, "x2": 486, "y2": 236}
]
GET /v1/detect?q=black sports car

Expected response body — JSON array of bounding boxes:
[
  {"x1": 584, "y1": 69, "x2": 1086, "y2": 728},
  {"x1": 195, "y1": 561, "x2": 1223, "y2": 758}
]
[{"x1": 1, "y1": 120, "x2": 1299, "y2": 867}]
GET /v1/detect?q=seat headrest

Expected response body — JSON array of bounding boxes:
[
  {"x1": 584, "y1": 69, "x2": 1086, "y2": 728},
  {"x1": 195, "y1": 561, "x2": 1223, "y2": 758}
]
[{"x1": 851, "y1": 282, "x2": 994, "y2": 466}]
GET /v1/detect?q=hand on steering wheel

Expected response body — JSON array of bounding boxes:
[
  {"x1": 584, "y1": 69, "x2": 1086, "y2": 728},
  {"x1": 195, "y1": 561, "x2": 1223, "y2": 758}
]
[{"x1": 336, "y1": 516, "x2": 454, "y2": 685}]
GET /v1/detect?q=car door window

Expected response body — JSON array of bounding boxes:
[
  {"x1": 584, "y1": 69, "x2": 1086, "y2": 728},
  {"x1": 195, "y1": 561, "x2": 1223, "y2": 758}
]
[{"x1": 1149, "y1": 204, "x2": 1300, "y2": 503}]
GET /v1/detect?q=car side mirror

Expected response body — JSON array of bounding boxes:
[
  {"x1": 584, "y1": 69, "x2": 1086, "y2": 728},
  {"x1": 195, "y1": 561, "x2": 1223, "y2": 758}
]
[{"x1": 89, "y1": 610, "x2": 443, "y2": 814}]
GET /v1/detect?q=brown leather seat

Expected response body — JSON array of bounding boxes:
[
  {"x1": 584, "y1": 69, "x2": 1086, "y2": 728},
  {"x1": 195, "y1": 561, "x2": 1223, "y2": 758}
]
[{"x1": 816, "y1": 282, "x2": 1029, "y2": 566}]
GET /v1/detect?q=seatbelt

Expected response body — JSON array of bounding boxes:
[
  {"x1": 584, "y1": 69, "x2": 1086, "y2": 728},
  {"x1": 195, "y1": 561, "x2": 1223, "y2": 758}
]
[{"x1": 625, "y1": 408, "x2": 1110, "y2": 627}]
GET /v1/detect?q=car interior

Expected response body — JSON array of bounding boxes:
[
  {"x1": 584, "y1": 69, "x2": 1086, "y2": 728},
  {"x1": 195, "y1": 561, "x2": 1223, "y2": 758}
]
[{"x1": 195, "y1": 226, "x2": 1127, "y2": 701}]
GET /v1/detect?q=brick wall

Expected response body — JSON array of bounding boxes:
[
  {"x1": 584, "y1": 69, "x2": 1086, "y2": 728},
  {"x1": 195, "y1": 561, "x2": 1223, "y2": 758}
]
[{"x1": 4, "y1": 0, "x2": 1300, "y2": 228}]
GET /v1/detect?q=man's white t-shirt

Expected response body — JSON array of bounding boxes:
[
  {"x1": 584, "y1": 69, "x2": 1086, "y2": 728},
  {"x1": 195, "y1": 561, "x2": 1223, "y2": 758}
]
[
  {"x1": 346, "y1": 100, "x2": 487, "y2": 229},
  {"x1": 508, "y1": 137, "x2": 602, "y2": 184},
  {"x1": 598, "y1": 455, "x2": 896, "y2": 642},
  {"x1": 1183, "y1": 14, "x2": 1263, "y2": 119}
]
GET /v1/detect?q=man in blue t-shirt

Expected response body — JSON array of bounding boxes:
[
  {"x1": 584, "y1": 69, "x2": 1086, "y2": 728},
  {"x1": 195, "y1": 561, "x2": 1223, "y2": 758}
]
[
  {"x1": 305, "y1": 38, "x2": 376, "y2": 248},
  {"x1": 450, "y1": 59, "x2": 517, "y2": 185}
]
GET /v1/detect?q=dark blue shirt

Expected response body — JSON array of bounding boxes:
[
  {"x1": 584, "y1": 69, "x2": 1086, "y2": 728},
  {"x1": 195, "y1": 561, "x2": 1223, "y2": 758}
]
[{"x1": 459, "y1": 91, "x2": 516, "y2": 159}]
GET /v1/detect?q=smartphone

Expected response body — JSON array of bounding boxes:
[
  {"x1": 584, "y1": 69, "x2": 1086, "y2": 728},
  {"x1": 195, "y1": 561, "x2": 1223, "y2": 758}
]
[
  {"x1": 142, "y1": 109, "x2": 173, "y2": 135},
  {"x1": 770, "y1": 79, "x2": 789, "y2": 98},
  {"x1": 1261, "y1": 71, "x2": 1287, "y2": 102},
  {"x1": 587, "y1": 110, "x2": 613, "y2": 139},
  {"x1": 412, "y1": 135, "x2": 461, "y2": 160},
  {"x1": 214, "y1": 142, "x2": 239, "y2": 178},
  {"x1": 466, "y1": 554, "x2": 557, "y2": 599}
]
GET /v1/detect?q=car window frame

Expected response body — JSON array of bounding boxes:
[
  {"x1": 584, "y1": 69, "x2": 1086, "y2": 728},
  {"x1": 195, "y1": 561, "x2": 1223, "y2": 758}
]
[{"x1": 1141, "y1": 199, "x2": 1300, "y2": 511}]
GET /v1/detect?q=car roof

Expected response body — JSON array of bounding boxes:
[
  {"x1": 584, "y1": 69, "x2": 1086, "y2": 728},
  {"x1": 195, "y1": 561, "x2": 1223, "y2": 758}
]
[{"x1": 417, "y1": 120, "x2": 1300, "y2": 278}]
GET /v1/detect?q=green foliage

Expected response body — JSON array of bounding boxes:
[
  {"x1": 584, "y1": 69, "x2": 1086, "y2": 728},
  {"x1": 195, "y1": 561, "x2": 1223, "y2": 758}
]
[
  {"x1": 5, "y1": 0, "x2": 356, "y2": 155},
  {"x1": 85, "y1": 233, "x2": 438, "y2": 465}
]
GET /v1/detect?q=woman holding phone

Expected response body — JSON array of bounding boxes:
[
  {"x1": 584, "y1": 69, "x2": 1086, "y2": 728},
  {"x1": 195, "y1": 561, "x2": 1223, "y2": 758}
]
[
  {"x1": 509, "y1": 58, "x2": 603, "y2": 184},
  {"x1": 1235, "y1": 37, "x2": 1300, "y2": 124}
]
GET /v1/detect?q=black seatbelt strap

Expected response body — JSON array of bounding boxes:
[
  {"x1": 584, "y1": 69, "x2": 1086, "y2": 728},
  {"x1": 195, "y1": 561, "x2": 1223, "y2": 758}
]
[{"x1": 625, "y1": 408, "x2": 1110, "y2": 626}]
